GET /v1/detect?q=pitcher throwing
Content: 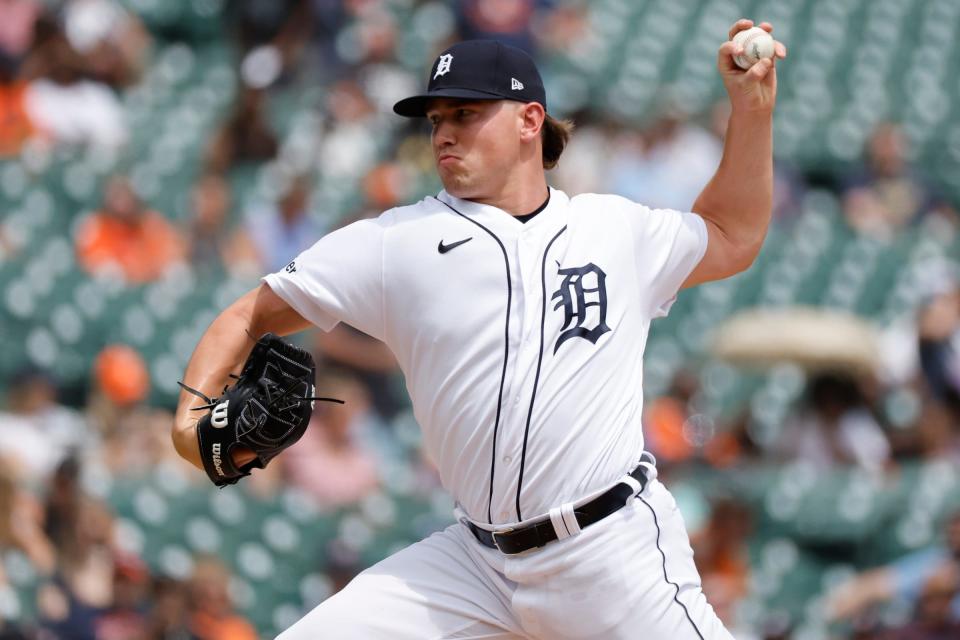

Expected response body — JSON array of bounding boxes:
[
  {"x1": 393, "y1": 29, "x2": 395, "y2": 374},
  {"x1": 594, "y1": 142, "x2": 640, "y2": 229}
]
[{"x1": 173, "y1": 19, "x2": 786, "y2": 639}]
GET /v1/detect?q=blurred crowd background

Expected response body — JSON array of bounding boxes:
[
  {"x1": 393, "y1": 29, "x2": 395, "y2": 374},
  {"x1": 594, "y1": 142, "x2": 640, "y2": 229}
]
[{"x1": 0, "y1": 0, "x2": 959, "y2": 638}]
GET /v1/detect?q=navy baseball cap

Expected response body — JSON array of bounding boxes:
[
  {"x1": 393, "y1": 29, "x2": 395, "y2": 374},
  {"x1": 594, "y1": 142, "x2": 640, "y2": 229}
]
[{"x1": 393, "y1": 40, "x2": 547, "y2": 118}]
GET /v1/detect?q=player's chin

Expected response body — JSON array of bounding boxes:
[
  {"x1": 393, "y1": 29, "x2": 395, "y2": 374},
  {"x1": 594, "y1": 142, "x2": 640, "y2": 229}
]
[
  {"x1": 438, "y1": 170, "x2": 473, "y2": 196},
  {"x1": 437, "y1": 160, "x2": 465, "y2": 177}
]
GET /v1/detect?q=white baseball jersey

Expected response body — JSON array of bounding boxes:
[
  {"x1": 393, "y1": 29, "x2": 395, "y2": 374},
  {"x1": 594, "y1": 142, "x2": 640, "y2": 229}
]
[{"x1": 263, "y1": 187, "x2": 706, "y2": 526}]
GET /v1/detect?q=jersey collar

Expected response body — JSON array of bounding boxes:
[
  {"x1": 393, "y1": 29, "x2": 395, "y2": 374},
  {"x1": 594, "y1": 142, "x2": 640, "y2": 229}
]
[{"x1": 436, "y1": 187, "x2": 568, "y2": 236}]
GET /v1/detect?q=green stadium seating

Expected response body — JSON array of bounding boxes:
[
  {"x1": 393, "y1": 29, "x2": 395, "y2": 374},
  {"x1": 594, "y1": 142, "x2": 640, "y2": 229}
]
[{"x1": 3, "y1": 0, "x2": 958, "y2": 635}]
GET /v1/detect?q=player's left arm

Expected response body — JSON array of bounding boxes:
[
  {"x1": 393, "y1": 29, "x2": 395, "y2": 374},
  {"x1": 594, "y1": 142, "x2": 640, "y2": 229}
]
[{"x1": 684, "y1": 19, "x2": 787, "y2": 288}]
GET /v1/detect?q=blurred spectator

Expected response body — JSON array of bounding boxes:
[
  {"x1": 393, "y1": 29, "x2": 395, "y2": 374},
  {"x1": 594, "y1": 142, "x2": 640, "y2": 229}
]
[
  {"x1": 644, "y1": 371, "x2": 755, "y2": 469},
  {"x1": 38, "y1": 457, "x2": 117, "y2": 639},
  {"x1": 185, "y1": 173, "x2": 260, "y2": 277},
  {"x1": 456, "y1": 0, "x2": 539, "y2": 53},
  {"x1": 229, "y1": 0, "x2": 314, "y2": 94},
  {"x1": 692, "y1": 498, "x2": 754, "y2": 629},
  {"x1": 604, "y1": 103, "x2": 723, "y2": 212},
  {"x1": 187, "y1": 555, "x2": 257, "y2": 640},
  {"x1": 62, "y1": 0, "x2": 150, "y2": 87},
  {"x1": 0, "y1": 58, "x2": 36, "y2": 156},
  {"x1": 22, "y1": 29, "x2": 127, "y2": 149},
  {"x1": 827, "y1": 510, "x2": 960, "y2": 623},
  {"x1": 86, "y1": 345, "x2": 170, "y2": 477},
  {"x1": 94, "y1": 554, "x2": 151, "y2": 640},
  {"x1": 228, "y1": 0, "x2": 312, "y2": 71},
  {"x1": 0, "y1": 0, "x2": 41, "y2": 69},
  {"x1": 880, "y1": 565, "x2": 960, "y2": 639},
  {"x1": 0, "y1": 467, "x2": 55, "y2": 577},
  {"x1": 842, "y1": 123, "x2": 944, "y2": 241},
  {"x1": 703, "y1": 411, "x2": 764, "y2": 469},
  {"x1": 283, "y1": 369, "x2": 380, "y2": 507},
  {"x1": 75, "y1": 175, "x2": 186, "y2": 283},
  {"x1": 890, "y1": 397, "x2": 960, "y2": 464},
  {"x1": 318, "y1": 78, "x2": 379, "y2": 179},
  {"x1": 535, "y1": 1, "x2": 588, "y2": 56},
  {"x1": 774, "y1": 372, "x2": 891, "y2": 473},
  {"x1": 599, "y1": 100, "x2": 803, "y2": 219},
  {"x1": 918, "y1": 284, "x2": 960, "y2": 418},
  {"x1": 241, "y1": 175, "x2": 322, "y2": 273},
  {"x1": 186, "y1": 172, "x2": 235, "y2": 274},
  {"x1": 146, "y1": 576, "x2": 193, "y2": 639},
  {"x1": 93, "y1": 344, "x2": 149, "y2": 410},
  {"x1": 324, "y1": 539, "x2": 365, "y2": 595},
  {"x1": 338, "y1": 2, "x2": 400, "y2": 67},
  {"x1": 205, "y1": 86, "x2": 279, "y2": 173},
  {"x1": 362, "y1": 162, "x2": 416, "y2": 211},
  {"x1": 549, "y1": 110, "x2": 611, "y2": 194},
  {"x1": 644, "y1": 369, "x2": 699, "y2": 464},
  {"x1": 315, "y1": 324, "x2": 401, "y2": 421},
  {"x1": 0, "y1": 367, "x2": 90, "y2": 485}
]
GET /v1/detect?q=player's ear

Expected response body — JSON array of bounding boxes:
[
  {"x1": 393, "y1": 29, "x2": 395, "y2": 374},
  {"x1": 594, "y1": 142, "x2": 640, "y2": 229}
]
[{"x1": 518, "y1": 102, "x2": 546, "y2": 143}]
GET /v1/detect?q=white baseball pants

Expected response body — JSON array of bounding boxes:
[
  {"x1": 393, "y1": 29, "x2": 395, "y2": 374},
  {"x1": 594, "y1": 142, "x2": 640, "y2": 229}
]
[{"x1": 277, "y1": 479, "x2": 734, "y2": 639}]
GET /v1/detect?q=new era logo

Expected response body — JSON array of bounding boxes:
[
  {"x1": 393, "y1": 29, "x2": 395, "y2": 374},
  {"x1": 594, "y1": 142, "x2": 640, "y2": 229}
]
[{"x1": 511, "y1": 78, "x2": 524, "y2": 90}]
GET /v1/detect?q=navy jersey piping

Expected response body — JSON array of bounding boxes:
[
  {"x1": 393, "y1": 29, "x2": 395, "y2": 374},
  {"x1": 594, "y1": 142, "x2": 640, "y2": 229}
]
[
  {"x1": 431, "y1": 196, "x2": 512, "y2": 524},
  {"x1": 639, "y1": 496, "x2": 706, "y2": 639},
  {"x1": 515, "y1": 225, "x2": 567, "y2": 521}
]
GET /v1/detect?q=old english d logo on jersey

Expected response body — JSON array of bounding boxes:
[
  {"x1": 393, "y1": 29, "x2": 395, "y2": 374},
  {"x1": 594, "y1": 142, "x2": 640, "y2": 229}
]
[{"x1": 551, "y1": 263, "x2": 610, "y2": 353}]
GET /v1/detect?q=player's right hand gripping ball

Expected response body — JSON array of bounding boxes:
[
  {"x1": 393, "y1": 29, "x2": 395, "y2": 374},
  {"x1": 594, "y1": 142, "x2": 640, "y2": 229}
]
[
  {"x1": 732, "y1": 26, "x2": 775, "y2": 69},
  {"x1": 182, "y1": 333, "x2": 342, "y2": 487}
]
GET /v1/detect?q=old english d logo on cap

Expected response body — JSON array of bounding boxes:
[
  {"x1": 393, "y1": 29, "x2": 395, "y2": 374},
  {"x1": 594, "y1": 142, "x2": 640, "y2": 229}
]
[
  {"x1": 434, "y1": 54, "x2": 453, "y2": 79},
  {"x1": 393, "y1": 40, "x2": 547, "y2": 118}
]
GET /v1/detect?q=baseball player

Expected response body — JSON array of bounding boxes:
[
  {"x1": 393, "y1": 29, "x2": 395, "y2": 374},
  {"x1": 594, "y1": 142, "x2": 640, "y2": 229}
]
[{"x1": 173, "y1": 19, "x2": 786, "y2": 639}]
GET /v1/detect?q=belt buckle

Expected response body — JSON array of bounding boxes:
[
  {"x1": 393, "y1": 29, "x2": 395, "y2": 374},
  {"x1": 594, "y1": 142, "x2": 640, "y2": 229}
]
[{"x1": 491, "y1": 527, "x2": 514, "y2": 551}]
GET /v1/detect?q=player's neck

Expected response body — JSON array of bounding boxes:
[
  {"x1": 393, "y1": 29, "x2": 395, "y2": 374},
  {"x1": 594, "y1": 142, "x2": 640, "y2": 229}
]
[{"x1": 469, "y1": 177, "x2": 549, "y2": 217}]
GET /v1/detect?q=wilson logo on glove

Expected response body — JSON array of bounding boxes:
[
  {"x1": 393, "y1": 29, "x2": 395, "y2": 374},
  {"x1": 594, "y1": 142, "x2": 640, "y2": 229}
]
[
  {"x1": 178, "y1": 333, "x2": 343, "y2": 487},
  {"x1": 211, "y1": 401, "x2": 230, "y2": 428},
  {"x1": 211, "y1": 443, "x2": 225, "y2": 476}
]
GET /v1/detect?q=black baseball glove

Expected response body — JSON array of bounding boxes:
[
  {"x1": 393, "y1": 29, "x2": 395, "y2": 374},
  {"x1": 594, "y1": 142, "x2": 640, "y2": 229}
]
[{"x1": 179, "y1": 333, "x2": 342, "y2": 487}]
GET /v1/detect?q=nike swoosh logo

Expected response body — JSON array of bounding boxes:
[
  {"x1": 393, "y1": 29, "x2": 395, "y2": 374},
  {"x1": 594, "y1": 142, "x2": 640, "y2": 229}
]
[{"x1": 438, "y1": 237, "x2": 473, "y2": 254}]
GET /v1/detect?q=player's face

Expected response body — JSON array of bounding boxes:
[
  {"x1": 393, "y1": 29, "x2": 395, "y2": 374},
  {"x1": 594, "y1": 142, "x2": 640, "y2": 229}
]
[{"x1": 426, "y1": 99, "x2": 525, "y2": 200}]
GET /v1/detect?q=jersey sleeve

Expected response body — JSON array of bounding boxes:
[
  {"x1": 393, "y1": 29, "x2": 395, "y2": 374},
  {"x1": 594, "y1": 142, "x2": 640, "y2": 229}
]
[
  {"x1": 262, "y1": 217, "x2": 387, "y2": 340},
  {"x1": 621, "y1": 198, "x2": 708, "y2": 318}
]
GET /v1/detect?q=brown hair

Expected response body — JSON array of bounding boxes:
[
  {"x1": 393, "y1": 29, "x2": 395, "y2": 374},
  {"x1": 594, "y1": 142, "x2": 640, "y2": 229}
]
[{"x1": 541, "y1": 114, "x2": 575, "y2": 170}]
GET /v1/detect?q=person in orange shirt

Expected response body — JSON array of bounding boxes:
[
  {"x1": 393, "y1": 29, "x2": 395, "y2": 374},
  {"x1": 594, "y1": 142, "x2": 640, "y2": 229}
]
[
  {"x1": 0, "y1": 76, "x2": 35, "y2": 156},
  {"x1": 75, "y1": 175, "x2": 185, "y2": 283},
  {"x1": 691, "y1": 498, "x2": 754, "y2": 626},
  {"x1": 188, "y1": 555, "x2": 258, "y2": 640},
  {"x1": 644, "y1": 370, "x2": 699, "y2": 463}
]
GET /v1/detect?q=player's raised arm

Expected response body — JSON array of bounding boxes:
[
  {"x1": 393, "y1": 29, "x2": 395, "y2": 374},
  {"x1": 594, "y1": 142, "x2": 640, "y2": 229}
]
[
  {"x1": 683, "y1": 19, "x2": 788, "y2": 288},
  {"x1": 171, "y1": 283, "x2": 312, "y2": 470}
]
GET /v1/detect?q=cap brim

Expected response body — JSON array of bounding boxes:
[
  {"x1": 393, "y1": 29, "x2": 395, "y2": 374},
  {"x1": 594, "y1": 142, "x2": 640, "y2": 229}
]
[{"x1": 392, "y1": 88, "x2": 508, "y2": 117}]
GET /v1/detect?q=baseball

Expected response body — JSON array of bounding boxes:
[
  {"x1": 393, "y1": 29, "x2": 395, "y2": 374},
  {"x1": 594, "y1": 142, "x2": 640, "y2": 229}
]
[{"x1": 732, "y1": 26, "x2": 775, "y2": 70}]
